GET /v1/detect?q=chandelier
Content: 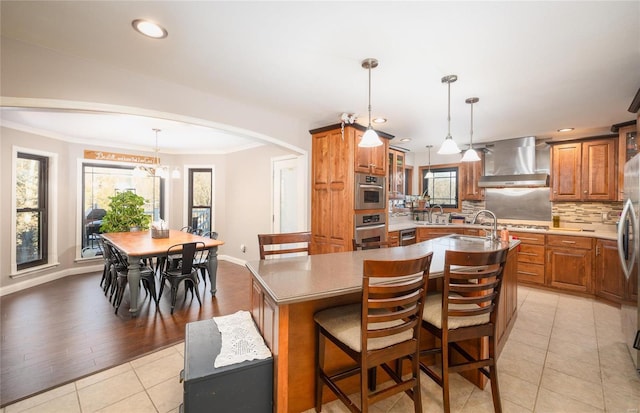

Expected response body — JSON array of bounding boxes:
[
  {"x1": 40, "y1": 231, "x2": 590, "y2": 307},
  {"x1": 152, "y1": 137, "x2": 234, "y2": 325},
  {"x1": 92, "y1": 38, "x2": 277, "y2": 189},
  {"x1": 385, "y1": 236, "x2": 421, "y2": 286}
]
[{"x1": 133, "y1": 128, "x2": 180, "y2": 179}]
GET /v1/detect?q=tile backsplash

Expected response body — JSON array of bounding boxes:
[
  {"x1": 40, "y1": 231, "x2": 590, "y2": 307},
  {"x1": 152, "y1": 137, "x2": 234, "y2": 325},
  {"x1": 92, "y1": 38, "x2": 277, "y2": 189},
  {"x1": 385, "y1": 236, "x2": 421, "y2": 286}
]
[
  {"x1": 552, "y1": 201, "x2": 623, "y2": 225},
  {"x1": 461, "y1": 200, "x2": 623, "y2": 227}
]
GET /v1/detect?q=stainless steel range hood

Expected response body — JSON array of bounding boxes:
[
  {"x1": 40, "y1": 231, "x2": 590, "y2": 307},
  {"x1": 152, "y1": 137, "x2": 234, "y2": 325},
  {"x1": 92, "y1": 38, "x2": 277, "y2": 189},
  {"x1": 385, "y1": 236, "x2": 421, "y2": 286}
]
[{"x1": 479, "y1": 136, "x2": 550, "y2": 188}]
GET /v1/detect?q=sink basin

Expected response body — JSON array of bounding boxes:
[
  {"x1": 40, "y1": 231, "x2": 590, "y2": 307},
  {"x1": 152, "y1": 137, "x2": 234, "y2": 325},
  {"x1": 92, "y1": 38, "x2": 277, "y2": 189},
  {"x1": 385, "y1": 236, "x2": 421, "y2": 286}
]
[{"x1": 448, "y1": 234, "x2": 490, "y2": 243}]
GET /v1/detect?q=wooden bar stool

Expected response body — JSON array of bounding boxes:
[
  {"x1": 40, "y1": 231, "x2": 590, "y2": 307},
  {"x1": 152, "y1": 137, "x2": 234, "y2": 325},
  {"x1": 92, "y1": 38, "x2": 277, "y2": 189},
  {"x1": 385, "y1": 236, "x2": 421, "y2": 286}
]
[
  {"x1": 419, "y1": 248, "x2": 509, "y2": 413},
  {"x1": 257, "y1": 231, "x2": 311, "y2": 259},
  {"x1": 314, "y1": 253, "x2": 433, "y2": 413}
]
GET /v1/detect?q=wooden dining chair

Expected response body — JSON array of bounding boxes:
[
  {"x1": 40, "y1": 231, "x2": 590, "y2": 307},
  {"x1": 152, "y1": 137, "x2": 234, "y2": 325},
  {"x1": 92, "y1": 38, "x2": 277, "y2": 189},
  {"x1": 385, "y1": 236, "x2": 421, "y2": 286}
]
[
  {"x1": 314, "y1": 253, "x2": 433, "y2": 413},
  {"x1": 419, "y1": 248, "x2": 509, "y2": 413},
  {"x1": 158, "y1": 242, "x2": 204, "y2": 314},
  {"x1": 352, "y1": 239, "x2": 394, "y2": 251},
  {"x1": 257, "y1": 231, "x2": 311, "y2": 259}
]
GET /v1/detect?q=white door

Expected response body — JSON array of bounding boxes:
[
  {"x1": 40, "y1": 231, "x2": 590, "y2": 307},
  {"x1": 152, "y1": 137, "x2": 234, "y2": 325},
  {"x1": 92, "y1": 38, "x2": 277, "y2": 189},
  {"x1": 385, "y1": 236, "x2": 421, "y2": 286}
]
[{"x1": 272, "y1": 156, "x2": 305, "y2": 233}]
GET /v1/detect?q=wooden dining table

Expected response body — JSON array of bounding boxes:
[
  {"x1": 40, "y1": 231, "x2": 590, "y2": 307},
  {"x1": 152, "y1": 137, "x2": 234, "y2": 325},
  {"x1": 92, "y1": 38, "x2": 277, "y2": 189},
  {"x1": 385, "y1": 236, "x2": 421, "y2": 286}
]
[{"x1": 101, "y1": 230, "x2": 224, "y2": 315}]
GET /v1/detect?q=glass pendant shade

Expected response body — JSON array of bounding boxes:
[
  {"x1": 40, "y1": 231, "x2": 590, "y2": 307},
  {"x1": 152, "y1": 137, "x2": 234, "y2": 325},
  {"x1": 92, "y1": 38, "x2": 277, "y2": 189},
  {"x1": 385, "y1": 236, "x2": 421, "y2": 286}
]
[
  {"x1": 461, "y1": 148, "x2": 481, "y2": 162},
  {"x1": 360, "y1": 127, "x2": 382, "y2": 147},
  {"x1": 438, "y1": 135, "x2": 461, "y2": 154},
  {"x1": 424, "y1": 170, "x2": 434, "y2": 179}
]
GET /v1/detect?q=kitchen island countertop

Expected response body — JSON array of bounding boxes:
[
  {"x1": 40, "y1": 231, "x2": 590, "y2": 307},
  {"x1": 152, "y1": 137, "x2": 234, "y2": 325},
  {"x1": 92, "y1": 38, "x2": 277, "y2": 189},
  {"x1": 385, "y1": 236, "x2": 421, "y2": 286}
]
[{"x1": 246, "y1": 234, "x2": 518, "y2": 305}]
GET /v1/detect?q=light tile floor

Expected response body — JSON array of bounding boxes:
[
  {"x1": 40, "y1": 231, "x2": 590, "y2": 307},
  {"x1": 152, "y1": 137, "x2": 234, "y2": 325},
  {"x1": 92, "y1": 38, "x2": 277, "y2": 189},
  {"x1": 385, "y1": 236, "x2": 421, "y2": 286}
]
[{"x1": 2, "y1": 286, "x2": 640, "y2": 413}]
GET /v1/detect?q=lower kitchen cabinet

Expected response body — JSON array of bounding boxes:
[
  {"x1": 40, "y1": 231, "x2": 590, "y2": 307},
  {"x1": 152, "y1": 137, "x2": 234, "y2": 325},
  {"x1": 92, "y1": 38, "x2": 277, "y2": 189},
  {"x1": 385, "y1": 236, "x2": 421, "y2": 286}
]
[
  {"x1": 387, "y1": 230, "x2": 399, "y2": 247},
  {"x1": 181, "y1": 319, "x2": 273, "y2": 413},
  {"x1": 511, "y1": 231, "x2": 546, "y2": 285},
  {"x1": 496, "y1": 248, "x2": 518, "y2": 353},
  {"x1": 546, "y1": 234, "x2": 593, "y2": 293},
  {"x1": 416, "y1": 227, "x2": 463, "y2": 242},
  {"x1": 595, "y1": 239, "x2": 625, "y2": 302}
]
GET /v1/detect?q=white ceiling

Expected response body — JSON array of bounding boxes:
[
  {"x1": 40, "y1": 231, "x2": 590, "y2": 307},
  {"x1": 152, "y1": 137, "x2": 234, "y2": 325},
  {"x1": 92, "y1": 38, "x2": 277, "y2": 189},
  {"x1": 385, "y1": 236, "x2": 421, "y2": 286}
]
[{"x1": 1, "y1": 1, "x2": 639, "y2": 154}]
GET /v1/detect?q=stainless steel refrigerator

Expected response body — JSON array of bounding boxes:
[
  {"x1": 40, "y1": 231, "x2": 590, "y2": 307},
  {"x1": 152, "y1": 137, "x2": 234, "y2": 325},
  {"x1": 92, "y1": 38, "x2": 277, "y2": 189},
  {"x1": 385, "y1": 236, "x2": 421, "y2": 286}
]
[{"x1": 619, "y1": 153, "x2": 640, "y2": 374}]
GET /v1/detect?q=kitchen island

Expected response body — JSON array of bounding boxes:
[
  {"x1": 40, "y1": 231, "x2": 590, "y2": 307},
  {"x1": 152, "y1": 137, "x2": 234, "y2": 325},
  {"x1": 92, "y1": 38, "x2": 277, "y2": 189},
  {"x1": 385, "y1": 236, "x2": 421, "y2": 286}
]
[{"x1": 246, "y1": 234, "x2": 519, "y2": 413}]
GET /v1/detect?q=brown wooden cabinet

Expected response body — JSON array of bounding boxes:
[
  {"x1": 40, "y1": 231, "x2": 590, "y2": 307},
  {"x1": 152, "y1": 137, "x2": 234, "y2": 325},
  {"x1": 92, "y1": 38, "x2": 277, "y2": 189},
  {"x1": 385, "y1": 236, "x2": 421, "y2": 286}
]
[
  {"x1": 310, "y1": 124, "x2": 391, "y2": 254},
  {"x1": 388, "y1": 148, "x2": 406, "y2": 199},
  {"x1": 595, "y1": 239, "x2": 625, "y2": 302},
  {"x1": 546, "y1": 234, "x2": 593, "y2": 293},
  {"x1": 497, "y1": 248, "x2": 518, "y2": 354},
  {"x1": 387, "y1": 230, "x2": 399, "y2": 247},
  {"x1": 617, "y1": 123, "x2": 638, "y2": 201},
  {"x1": 311, "y1": 127, "x2": 354, "y2": 254},
  {"x1": 416, "y1": 227, "x2": 463, "y2": 242},
  {"x1": 460, "y1": 154, "x2": 484, "y2": 201},
  {"x1": 511, "y1": 231, "x2": 546, "y2": 285},
  {"x1": 550, "y1": 137, "x2": 617, "y2": 201},
  {"x1": 355, "y1": 129, "x2": 387, "y2": 176}
]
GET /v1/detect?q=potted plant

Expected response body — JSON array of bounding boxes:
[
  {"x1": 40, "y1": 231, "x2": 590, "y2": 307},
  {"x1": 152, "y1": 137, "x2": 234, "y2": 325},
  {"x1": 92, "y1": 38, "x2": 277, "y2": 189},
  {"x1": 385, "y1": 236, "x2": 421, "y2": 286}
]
[{"x1": 100, "y1": 191, "x2": 151, "y2": 233}]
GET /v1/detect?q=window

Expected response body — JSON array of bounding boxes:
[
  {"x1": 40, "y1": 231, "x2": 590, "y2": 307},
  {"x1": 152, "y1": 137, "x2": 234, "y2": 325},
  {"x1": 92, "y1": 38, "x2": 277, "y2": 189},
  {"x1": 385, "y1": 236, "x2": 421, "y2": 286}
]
[
  {"x1": 81, "y1": 164, "x2": 164, "y2": 256},
  {"x1": 419, "y1": 165, "x2": 459, "y2": 209},
  {"x1": 16, "y1": 153, "x2": 48, "y2": 270},
  {"x1": 187, "y1": 168, "x2": 212, "y2": 234}
]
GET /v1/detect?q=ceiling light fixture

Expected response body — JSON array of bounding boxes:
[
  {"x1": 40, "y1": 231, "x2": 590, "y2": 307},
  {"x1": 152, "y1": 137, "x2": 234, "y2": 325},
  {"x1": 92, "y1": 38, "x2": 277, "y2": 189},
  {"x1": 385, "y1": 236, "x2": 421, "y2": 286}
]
[
  {"x1": 373, "y1": 117, "x2": 387, "y2": 124},
  {"x1": 359, "y1": 58, "x2": 383, "y2": 147},
  {"x1": 438, "y1": 75, "x2": 461, "y2": 155},
  {"x1": 133, "y1": 129, "x2": 180, "y2": 179},
  {"x1": 132, "y1": 19, "x2": 168, "y2": 39},
  {"x1": 557, "y1": 127, "x2": 574, "y2": 132},
  {"x1": 424, "y1": 145, "x2": 434, "y2": 179},
  {"x1": 461, "y1": 97, "x2": 481, "y2": 162},
  {"x1": 399, "y1": 138, "x2": 412, "y2": 143}
]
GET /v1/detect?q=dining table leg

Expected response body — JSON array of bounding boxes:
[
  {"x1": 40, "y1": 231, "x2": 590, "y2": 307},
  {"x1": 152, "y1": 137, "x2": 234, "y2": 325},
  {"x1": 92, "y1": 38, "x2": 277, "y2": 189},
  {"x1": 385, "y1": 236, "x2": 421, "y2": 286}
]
[
  {"x1": 127, "y1": 256, "x2": 142, "y2": 315},
  {"x1": 207, "y1": 245, "x2": 219, "y2": 296}
]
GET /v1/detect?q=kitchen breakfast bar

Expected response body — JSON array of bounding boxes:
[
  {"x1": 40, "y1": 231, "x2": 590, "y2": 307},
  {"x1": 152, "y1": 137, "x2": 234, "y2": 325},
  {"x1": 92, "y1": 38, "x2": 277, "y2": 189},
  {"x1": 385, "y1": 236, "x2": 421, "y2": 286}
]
[{"x1": 246, "y1": 234, "x2": 519, "y2": 413}]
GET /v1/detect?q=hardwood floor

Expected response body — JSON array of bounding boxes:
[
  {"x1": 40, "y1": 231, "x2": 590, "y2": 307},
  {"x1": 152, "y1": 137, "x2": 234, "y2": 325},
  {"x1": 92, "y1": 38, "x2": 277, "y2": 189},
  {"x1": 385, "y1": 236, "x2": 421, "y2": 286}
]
[{"x1": 0, "y1": 260, "x2": 251, "y2": 407}]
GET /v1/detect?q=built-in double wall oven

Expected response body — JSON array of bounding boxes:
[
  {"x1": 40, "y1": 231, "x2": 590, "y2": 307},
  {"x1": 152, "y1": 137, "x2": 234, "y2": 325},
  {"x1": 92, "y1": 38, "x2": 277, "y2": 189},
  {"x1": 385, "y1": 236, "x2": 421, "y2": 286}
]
[{"x1": 355, "y1": 173, "x2": 386, "y2": 210}]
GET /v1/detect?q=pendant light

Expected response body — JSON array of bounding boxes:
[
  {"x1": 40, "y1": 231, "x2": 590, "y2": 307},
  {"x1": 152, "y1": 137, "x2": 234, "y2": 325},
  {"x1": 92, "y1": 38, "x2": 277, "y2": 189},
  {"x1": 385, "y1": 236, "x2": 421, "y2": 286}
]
[
  {"x1": 359, "y1": 58, "x2": 383, "y2": 147},
  {"x1": 438, "y1": 75, "x2": 461, "y2": 155},
  {"x1": 133, "y1": 129, "x2": 180, "y2": 179},
  {"x1": 424, "y1": 145, "x2": 434, "y2": 179},
  {"x1": 461, "y1": 97, "x2": 481, "y2": 162}
]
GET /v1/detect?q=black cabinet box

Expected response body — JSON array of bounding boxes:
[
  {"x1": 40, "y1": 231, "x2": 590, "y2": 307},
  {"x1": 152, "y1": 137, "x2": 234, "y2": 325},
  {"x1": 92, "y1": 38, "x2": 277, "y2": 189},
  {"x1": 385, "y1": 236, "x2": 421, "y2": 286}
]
[{"x1": 181, "y1": 319, "x2": 273, "y2": 412}]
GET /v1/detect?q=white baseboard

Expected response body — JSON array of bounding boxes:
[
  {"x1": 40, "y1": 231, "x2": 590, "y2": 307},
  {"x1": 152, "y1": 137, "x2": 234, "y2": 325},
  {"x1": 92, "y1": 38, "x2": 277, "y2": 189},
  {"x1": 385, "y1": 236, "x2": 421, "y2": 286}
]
[{"x1": 0, "y1": 256, "x2": 247, "y2": 297}]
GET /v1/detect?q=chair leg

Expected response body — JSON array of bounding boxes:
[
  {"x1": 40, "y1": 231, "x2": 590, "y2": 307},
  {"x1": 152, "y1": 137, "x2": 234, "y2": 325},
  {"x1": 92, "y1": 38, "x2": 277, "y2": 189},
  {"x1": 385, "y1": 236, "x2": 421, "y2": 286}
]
[
  {"x1": 442, "y1": 342, "x2": 450, "y2": 413},
  {"x1": 170, "y1": 284, "x2": 179, "y2": 314},
  {"x1": 489, "y1": 336, "x2": 502, "y2": 413},
  {"x1": 315, "y1": 331, "x2": 325, "y2": 412}
]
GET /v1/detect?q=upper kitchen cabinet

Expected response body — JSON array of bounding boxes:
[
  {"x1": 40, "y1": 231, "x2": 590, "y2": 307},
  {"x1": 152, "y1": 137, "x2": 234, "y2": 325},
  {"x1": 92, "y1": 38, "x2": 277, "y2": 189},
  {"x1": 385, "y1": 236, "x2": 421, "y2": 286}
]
[
  {"x1": 612, "y1": 120, "x2": 638, "y2": 201},
  {"x1": 354, "y1": 128, "x2": 389, "y2": 176},
  {"x1": 460, "y1": 152, "x2": 485, "y2": 201},
  {"x1": 550, "y1": 137, "x2": 617, "y2": 201},
  {"x1": 388, "y1": 148, "x2": 406, "y2": 199}
]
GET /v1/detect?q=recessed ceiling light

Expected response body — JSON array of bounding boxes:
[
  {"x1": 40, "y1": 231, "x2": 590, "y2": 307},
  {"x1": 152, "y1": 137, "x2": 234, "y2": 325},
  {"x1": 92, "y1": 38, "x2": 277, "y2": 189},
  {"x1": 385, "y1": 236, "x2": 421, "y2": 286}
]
[
  {"x1": 372, "y1": 117, "x2": 387, "y2": 124},
  {"x1": 557, "y1": 128, "x2": 574, "y2": 132},
  {"x1": 399, "y1": 138, "x2": 412, "y2": 142},
  {"x1": 132, "y1": 19, "x2": 168, "y2": 39}
]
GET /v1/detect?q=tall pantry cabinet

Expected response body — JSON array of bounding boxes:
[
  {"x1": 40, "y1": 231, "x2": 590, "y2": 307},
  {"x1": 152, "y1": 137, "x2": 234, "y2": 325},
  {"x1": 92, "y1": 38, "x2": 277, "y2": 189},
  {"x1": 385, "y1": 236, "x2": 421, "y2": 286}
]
[{"x1": 310, "y1": 124, "x2": 390, "y2": 254}]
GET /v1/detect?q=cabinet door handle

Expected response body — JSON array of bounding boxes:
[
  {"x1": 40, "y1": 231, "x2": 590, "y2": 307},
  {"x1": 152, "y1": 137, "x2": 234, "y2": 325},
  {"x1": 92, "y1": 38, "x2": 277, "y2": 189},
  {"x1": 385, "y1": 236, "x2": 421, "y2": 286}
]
[
  {"x1": 519, "y1": 237, "x2": 539, "y2": 242},
  {"x1": 583, "y1": 190, "x2": 588, "y2": 194},
  {"x1": 519, "y1": 252, "x2": 537, "y2": 256},
  {"x1": 561, "y1": 240, "x2": 576, "y2": 244}
]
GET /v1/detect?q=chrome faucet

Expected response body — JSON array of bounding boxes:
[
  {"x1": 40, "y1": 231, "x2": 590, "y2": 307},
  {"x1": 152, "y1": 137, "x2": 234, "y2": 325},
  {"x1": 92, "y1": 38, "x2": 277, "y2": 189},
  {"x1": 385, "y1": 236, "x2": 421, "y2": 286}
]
[
  {"x1": 429, "y1": 204, "x2": 444, "y2": 223},
  {"x1": 472, "y1": 209, "x2": 498, "y2": 240}
]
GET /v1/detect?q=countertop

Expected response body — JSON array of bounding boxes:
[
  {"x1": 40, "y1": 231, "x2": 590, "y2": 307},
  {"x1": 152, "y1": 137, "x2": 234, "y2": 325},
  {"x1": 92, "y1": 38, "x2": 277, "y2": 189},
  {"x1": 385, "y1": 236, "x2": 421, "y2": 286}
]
[
  {"x1": 388, "y1": 221, "x2": 618, "y2": 241},
  {"x1": 245, "y1": 234, "x2": 519, "y2": 305}
]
